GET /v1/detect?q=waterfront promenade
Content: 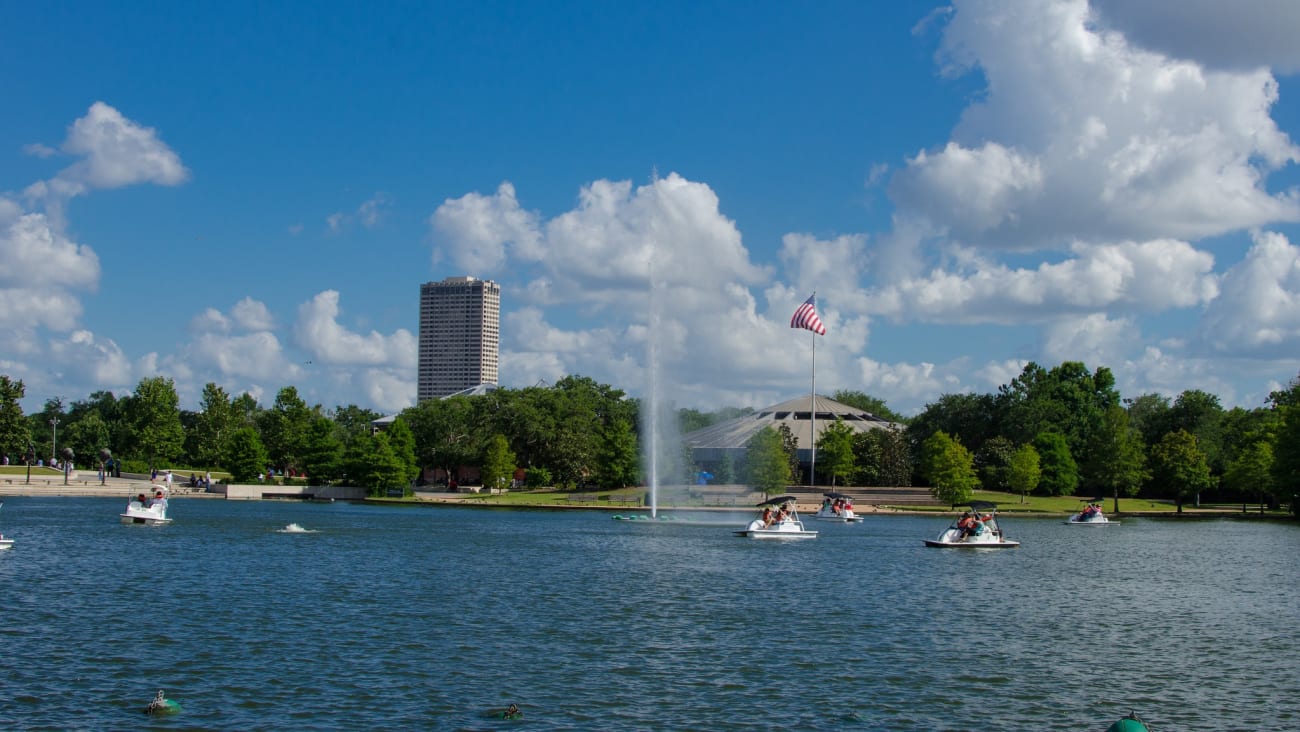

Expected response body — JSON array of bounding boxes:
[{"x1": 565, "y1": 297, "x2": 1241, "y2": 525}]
[{"x1": 0, "y1": 473, "x2": 220, "y2": 498}]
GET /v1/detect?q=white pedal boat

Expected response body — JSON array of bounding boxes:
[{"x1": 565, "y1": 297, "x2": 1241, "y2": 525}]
[
  {"x1": 120, "y1": 486, "x2": 173, "y2": 525},
  {"x1": 735, "y1": 496, "x2": 818, "y2": 540},
  {"x1": 924, "y1": 501, "x2": 1019, "y2": 548}
]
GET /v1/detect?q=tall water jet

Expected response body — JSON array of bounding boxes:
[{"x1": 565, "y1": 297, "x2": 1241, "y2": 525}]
[{"x1": 642, "y1": 249, "x2": 681, "y2": 518}]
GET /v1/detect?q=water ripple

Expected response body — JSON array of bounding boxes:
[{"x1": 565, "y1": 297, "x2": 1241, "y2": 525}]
[{"x1": 0, "y1": 501, "x2": 1296, "y2": 730}]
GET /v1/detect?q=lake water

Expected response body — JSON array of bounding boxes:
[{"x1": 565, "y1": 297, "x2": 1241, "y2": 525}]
[{"x1": 0, "y1": 498, "x2": 1296, "y2": 731}]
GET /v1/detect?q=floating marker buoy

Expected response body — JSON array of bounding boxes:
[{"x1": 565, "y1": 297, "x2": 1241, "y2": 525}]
[
  {"x1": 1105, "y1": 711, "x2": 1149, "y2": 732},
  {"x1": 144, "y1": 689, "x2": 181, "y2": 715}
]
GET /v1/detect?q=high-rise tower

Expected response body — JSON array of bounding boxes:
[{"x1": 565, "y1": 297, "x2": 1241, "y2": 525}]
[{"x1": 417, "y1": 276, "x2": 500, "y2": 401}]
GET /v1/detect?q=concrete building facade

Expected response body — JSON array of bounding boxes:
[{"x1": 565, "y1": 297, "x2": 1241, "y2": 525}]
[{"x1": 417, "y1": 276, "x2": 500, "y2": 401}]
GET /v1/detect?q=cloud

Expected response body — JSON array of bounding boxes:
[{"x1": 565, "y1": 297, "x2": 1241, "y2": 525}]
[
  {"x1": 294, "y1": 290, "x2": 416, "y2": 367},
  {"x1": 1041, "y1": 313, "x2": 1139, "y2": 366},
  {"x1": 431, "y1": 181, "x2": 542, "y2": 271},
  {"x1": 182, "y1": 331, "x2": 292, "y2": 381},
  {"x1": 430, "y1": 173, "x2": 797, "y2": 409},
  {"x1": 322, "y1": 193, "x2": 393, "y2": 235},
  {"x1": 0, "y1": 206, "x2": 100, "y2": 291},
  {"x1": 231, "y1": 297, "x2": 275, "y2": 331},
  {"x1": 1200, "y1": 230, "x2": 1300, "y2": 357},
  {"x1": 1091, "y1": 0, "x2": 1300, "y2": 74},
  {"x1": 46, "y1": 330, "x2": 134, "y2": 389},
  {"x1": 22, "y1": 143, "x2": 56, "y2": 158},
  {"x1": 359, "y1": 368, "x2": 415, "y2": 413},
  {"x1": 854, "y1": 357, "x2": 968, "y2": 414},
  {"x1": 887, "y1": 0, "x2": 1300, "y2": 253},
  {"x1": 358, "y1": 192, "x2": 391, "y2": 228},
  {"x1": 869, "y1": 238, "x2": 1217, "y2": 324},
  {"x1": 46, "y1": 101, "x2": 188, "y2": 198},
  {"x1": 0, "y1": 104, "x2": 179, "y2": 346},
  {"x1": 542, "y1": 174, "x2": 770, "y2": 295},
  {"x1": 189, "y1": 307, "x2": 231, "y2": 334}
]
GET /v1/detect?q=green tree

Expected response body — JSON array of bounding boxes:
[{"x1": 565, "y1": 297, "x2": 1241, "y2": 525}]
[
  {"x1": 384, "y1": 418, "x2": 420, "y2": 487},
  {"x1": 230, "y1": 392, "x2": 262, "y2": 427},
  {"x1": 366, "y1": 433, "x2": 408, "y2": 495},
  {"x1": 816, "y1": 419, "x2": 856, "y2": 487},
  {"x1": 920, "y1": 431, "x2": 978, "y2": 506},
  {"x1": 403, "y1": 396, "x2": 479, "y2": 486},
  {"x1": 481, "y1": 434, "x2": 517, "y2": 493},
  {"x1": 595, "y1": 417, "x2": 639, "y2": 489},
  {"x1": 126, "y1": 377, "x2": 185, "y2": 469},
  {"x1": 830, "y1": 389, "x2": 906, "y2": 423},
  {"x1": 908, "y1": 392, "x2": 1000, "y2": 466},
  {"x1": 1269, "y1": 405, "x2": 1300, "y2": 515},
  {"x1": 1006, "y1": 444, "x2": 1041, "y2": 503},
  {"x1": 777, "y1": 423, "x2": 801, "y2": 486},
  {"x1": 63, "y1": 412, "x2": 110, "y2": 469},
  {"x1": 0, "y1": 375, "x2": 29, "y2": 461},
  {"x1": 331, "y1": 404, "x2": 384, "y2": 441},
  {"x1": 343, "y1": 431, "x2": 408, "y2": 496},
  {"x1": 1167, "y1": 389, "x2": 1226, "y2": 479},
  {"x1": 873, "y1": 423, "x2": 915, "y2": 486},
  {"x1": 1125, "y1": 393, "x2": 1172, "y2": 447},
  {"x1": 259, "y1": 386, "x2": 315, "y2": 472},
  {"x1": 1032, "y1": 431, "x2": 1079, "y2": 497},
  {"x1": 1000, "y1": 361, "x2": 1120, "y2": 465},
  {"x1": 1223, "y1": 440, "x2": 1273, "y2": 513},
  {"x1": 193, "y1": 383, "x2": 234, "y2": 469},
  {"x1": 677, "y1": 407, "x2": 716, "y2": 435},
  {"x1": 746, "y1": 426, "x2": 792, "y2": 497},
  {"x1": 224, "y1": 427, "x2": 269, "y2": 482},
  {"x1": 1085, "y1": 404, "x2": 1148, "y2": 512},
  {"x1": 300, "y1": 415, "x2": 344, "y2": 483},
  {"x1": 1149, "y1": 429, "x2": 1214, "y2": 513},
  {"x1": 491, "y1": 387, "x2": 556, "y2": 470},
  {"x1": 974, "y1": 435, "x2": 1016, "y2": 492}
]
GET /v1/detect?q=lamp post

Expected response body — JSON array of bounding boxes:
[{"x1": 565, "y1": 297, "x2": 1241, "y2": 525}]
[
  {"x1": 49, "y1": 417, "x2": 59, "y2": 465},
  {"x1": 61, "y1": 447, "x2": 74, "y2": 486},
  {"x1": 99, "y1": 448, "x2": 112, "y2": 486},
  {"x1": 24, "y1": 442, "x2": 34, "y2": 485}
]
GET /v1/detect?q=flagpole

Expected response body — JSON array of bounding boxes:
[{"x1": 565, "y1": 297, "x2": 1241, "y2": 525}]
[{"x1": 809, "y1": 326, "x2": 816, "y2": 489}]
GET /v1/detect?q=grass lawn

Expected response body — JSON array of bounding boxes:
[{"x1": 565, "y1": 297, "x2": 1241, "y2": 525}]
[
  {"x1": 411, "y1": 487, "x2": 1283, "y2": 515},
  {"x1": 0, "y1": 466, "x2": 63, "y2": 476},
  {"x1": 913, "y1": 490, "x2": 1283, "y2": 516}
]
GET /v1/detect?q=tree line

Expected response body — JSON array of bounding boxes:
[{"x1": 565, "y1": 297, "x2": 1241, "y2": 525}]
[{"x1": 1, "y1": 363, "x2": 1297, "y2": 514}]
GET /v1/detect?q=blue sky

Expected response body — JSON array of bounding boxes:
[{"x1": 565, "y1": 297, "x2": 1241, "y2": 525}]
[{"x1": 4, "y1": 0, "x2": 1300, "y2": 417}]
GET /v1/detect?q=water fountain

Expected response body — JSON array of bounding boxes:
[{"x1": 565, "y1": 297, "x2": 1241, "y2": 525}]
[{"x1": 640, "y1": 254, "x2": 681, "y2": 519}]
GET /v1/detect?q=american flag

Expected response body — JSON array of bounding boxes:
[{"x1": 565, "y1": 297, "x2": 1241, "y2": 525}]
[{"x1": 790, "y1": 294, "x2": 826, "y2": 335}]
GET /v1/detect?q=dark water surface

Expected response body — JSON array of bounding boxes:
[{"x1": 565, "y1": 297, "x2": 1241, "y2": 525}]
[{"x1": 0, "y1": 498, "x2": 1296, "y2": 731}]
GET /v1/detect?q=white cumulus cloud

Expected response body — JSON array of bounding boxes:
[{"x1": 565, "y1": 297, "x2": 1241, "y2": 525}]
[
  {"x1": 1092, "y1": 0, "x2": 1300, "y2": 73},
  {"x1": 432, "y1": 181, "x2": 543, "y2": 272},
  {"x1": 294, "y1": 290, "x2": 416, "y2": 367},
  {"x1": 50, "y1": 101, "x2": 189, "y2": 197},
  {"x1": 1201, "y1": 230, "x2": 1300, "y2": 357},
  {"x1": 888, "y1": 0, "x2": 1300, "y2": 253},
  {"x1": 869, "y1": 239, "x2": 1217, "y2": 324}
]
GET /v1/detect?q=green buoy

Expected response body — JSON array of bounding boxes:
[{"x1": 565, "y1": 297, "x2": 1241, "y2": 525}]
[
  {"x1": 1105, "y1": 712, "x2": 1149, "y2": 732},
  {"x1": 144, "y1": 689, "x2": 181, "y2": 715}
]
